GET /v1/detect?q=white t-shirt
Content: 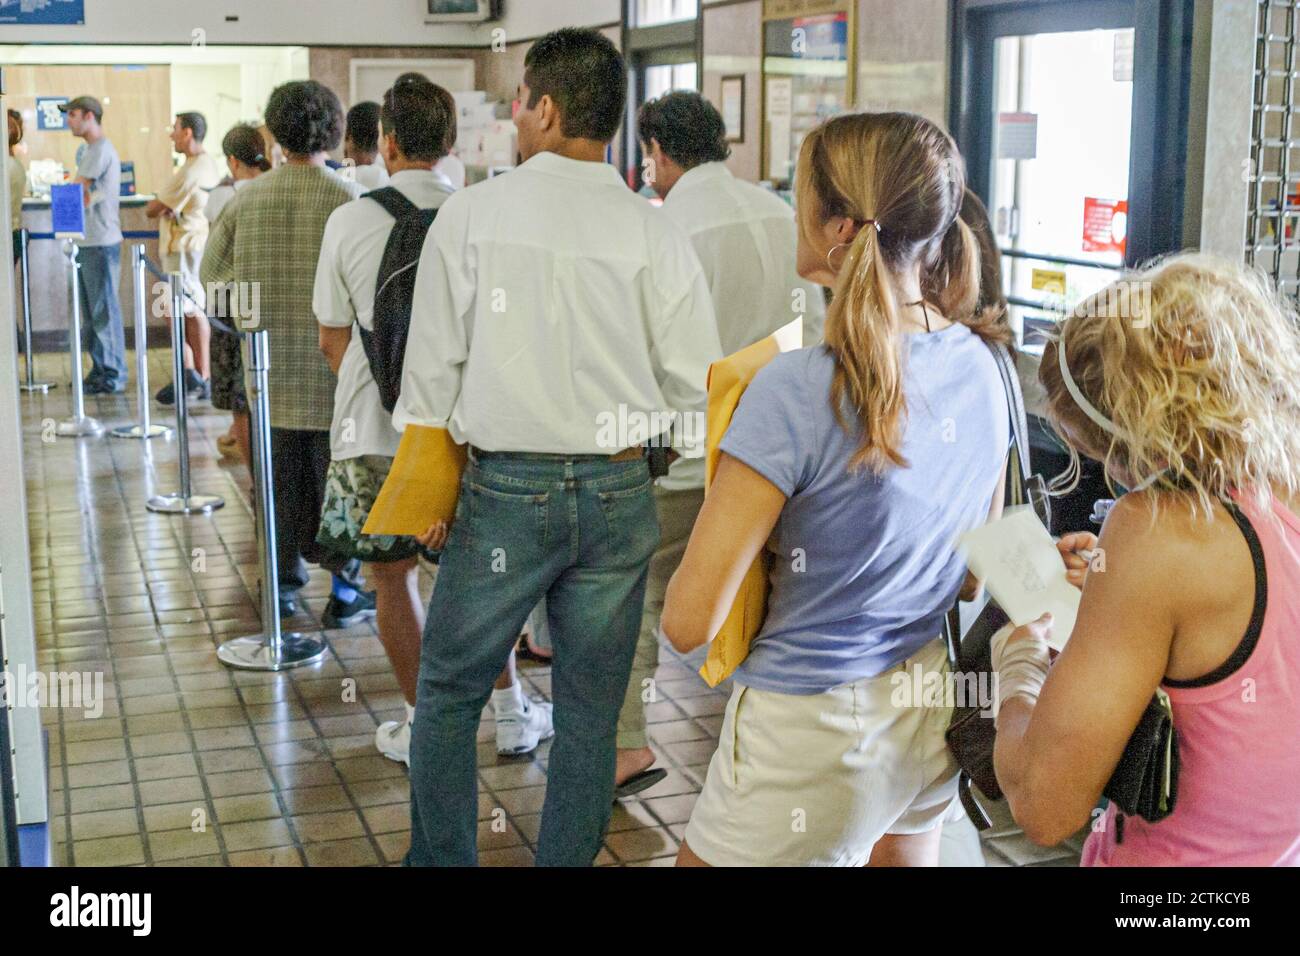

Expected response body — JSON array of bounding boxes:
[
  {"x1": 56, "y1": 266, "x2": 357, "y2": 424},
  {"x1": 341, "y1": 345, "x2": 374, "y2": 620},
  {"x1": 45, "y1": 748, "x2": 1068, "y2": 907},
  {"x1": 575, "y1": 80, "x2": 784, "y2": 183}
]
[
  {"x1": 657, "y1": 162, "x2": 828, "y2": 490},
  {"x1": 353, "y1": 159, "x2": 390, "y2": 191},
  {"x1": 314, "y1": 168, "x2": 455, "y2": 460},
  {"x1": 394, "y1": 151, "x2": 720, "y2": 459},
  {"x1": 203, "y1": 176, "x2": 251, "y2": 226}
]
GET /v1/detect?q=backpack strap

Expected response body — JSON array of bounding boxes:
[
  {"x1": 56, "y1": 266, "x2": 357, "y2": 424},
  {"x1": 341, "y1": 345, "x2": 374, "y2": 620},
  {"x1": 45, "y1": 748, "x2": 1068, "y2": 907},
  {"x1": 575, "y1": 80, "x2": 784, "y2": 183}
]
[{"x1": 364, "y1": 186, "x2": 419, "y2": 221}]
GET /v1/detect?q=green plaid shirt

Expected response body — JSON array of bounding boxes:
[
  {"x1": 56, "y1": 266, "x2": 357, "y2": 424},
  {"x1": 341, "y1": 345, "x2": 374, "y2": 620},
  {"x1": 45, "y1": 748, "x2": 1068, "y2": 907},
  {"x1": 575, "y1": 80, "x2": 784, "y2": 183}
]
[{"x1": 200, "y1": 165, "x2": 362, "y2": 431}]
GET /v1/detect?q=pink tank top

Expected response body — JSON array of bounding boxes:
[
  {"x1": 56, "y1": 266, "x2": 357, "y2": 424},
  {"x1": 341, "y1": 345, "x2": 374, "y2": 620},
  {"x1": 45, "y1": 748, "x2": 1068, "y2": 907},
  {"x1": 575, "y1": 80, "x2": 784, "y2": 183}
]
[{"x1": 1082, "y1": 492, "x2": 1300, "y2": 866}]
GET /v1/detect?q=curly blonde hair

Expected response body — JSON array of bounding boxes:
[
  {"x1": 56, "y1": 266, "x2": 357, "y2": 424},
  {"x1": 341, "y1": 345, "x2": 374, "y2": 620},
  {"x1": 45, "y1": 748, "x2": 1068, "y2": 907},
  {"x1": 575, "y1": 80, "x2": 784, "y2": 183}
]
[{"x1": 1039, "y1": 252, "x2": 1300, "y2": 519}]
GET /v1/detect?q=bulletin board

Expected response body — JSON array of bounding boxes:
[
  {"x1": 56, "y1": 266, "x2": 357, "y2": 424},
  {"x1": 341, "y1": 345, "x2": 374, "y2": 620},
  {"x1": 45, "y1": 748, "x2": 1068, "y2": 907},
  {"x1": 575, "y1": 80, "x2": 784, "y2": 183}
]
[{"x1": 760, "y1": 0, "x2": 857, "y2": 187}]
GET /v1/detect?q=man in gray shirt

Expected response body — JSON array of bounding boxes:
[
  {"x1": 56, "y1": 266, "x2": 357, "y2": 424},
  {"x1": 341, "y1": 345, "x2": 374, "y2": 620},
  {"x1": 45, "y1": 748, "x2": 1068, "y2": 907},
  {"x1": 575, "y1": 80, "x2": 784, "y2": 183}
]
[{"x1": 63, "y1": 96, "x2": 126, "y2": 394}]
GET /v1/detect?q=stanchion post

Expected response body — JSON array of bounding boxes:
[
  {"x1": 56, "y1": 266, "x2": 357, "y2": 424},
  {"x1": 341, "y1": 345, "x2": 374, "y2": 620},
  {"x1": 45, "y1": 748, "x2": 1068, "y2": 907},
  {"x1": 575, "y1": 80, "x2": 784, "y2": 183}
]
[
  {"x1": 146, "y1": 273, "x2": 223, "y2": 514},
  {"x1": 218, "y1": 330, "x2": 326, "y2": 671},
  {"x1": 111, "y1": 245, "x2": 171, "y2": 439},
  {"x1": 17, "y1": 227, "x2": 54, "y2": 393},
  {"x1": 55, "y1": 240, "x2": 103, "y2": 437}
]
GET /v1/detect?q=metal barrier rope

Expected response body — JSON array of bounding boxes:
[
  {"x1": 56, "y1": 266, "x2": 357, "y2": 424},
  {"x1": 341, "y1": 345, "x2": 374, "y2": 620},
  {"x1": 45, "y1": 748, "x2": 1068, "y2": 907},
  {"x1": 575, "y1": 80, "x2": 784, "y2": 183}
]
[
  {"x1": 110, "y1": 244, "x2": 172, "y2": 441},
  {"x1": 16, "y1": 228, "x2": 53, "y2": 394},
  {"x1": 54, "y1": 241, "x2": 103, "y2": 438},
  {"x1": 144, "y1": 272, "x2": 224, "y2": 516},
  {"x1": 216, "y1": 329, "x2": 326, "y2": 671}
]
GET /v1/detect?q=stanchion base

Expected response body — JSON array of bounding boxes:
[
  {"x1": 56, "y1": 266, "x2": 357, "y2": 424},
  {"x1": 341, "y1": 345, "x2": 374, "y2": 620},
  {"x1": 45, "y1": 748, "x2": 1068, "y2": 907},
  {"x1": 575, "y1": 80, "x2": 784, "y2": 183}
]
[
  {"x1": 110, "y1": 423, "x2": 173, "y2": 440},
  {"x1": 217, "y1": 633, "x2": 328, "y2": 671},
  {"x1": 146, "y1": 492, "x2": 225, "y2": 515},
  {"x1": 56, "y1": 417, "x2": 104, "y2": 438},
  {"x1": 20, "y1": 382, "x2": 55, "y2": 393}
]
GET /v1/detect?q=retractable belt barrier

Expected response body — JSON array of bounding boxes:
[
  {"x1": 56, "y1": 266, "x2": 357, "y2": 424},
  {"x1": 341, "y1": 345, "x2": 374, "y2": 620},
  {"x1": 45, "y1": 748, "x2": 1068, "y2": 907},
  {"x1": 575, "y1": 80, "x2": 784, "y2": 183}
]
[
  {"x1": 110, "y1": 244, "x2": 172, "y2": 440},
  {"x1": 16, "y1": 228, "x2": 53, "y2": 394},
  {"x1": 54, "y1": 241, "x2": 103, "y2": 438},
  {"x1": 216, "y1": 329, "x2": 327, "y2": 671},
  {"x1": 145, "y1": 272, "x2": 224, "y2": 515}
]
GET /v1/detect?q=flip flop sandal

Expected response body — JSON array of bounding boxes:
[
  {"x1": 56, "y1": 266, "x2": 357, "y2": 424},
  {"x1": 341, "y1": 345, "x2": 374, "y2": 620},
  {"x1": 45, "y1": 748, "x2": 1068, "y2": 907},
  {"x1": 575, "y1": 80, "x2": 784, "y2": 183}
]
[
  {"x1": 613, "y1": 767, "x2": 668, "y2": 801},
  {"x1": 515, "y1": 632, "x2": 553, "y2": 664}
]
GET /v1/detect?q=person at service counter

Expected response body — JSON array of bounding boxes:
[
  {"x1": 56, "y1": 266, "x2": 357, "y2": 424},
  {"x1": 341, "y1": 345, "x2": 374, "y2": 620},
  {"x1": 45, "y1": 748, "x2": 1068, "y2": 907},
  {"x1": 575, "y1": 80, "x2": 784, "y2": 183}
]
[
  {"x1": 201, "y1": 80, "x2": 370, "y2": 625},
  {"x1": 63, "y1": 95, "x2": 127, "y2": 395},
  {"x1": 395, "y1": 28, "x2": 720, "y2": 866},
  {"x1": 992, "y1": 254, "x2": 1300, "y2": 866},
  {"x1": 610, "y1": 90, "x2": 829, "y2": 797},
  {"x1": 148, "y1": 111, "x2": 223, "y2": 405},
  {"x1": 661, "y1": 112, "x2": 1010, "y2": 867}
]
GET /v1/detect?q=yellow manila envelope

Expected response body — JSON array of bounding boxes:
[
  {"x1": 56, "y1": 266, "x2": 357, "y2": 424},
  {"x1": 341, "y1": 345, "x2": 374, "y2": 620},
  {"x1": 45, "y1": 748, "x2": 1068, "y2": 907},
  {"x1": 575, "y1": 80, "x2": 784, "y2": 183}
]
[
  {"x1": 697, "y1": 335, "x2": 781, "y2": 687},
  {"x1": 361, "y1": 425, "x2": 468, "y2": 537}
]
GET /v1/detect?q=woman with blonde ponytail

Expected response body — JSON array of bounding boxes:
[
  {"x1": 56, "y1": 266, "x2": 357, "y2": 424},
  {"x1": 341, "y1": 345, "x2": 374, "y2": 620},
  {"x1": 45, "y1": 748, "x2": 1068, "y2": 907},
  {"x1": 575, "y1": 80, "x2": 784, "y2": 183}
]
[{"x1": 661, "y1": 112, "x2": 1012, "y2": 866}]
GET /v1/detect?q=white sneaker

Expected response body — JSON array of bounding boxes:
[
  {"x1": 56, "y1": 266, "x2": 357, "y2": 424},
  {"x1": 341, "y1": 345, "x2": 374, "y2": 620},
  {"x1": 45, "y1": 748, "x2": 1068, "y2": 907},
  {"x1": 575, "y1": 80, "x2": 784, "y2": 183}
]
[
  {"x1": 376, "y1": 716, "x2": 412, "y2": 766},
  {"x1": 495, "y1": 697, "x2": 554, "y2": 756}
]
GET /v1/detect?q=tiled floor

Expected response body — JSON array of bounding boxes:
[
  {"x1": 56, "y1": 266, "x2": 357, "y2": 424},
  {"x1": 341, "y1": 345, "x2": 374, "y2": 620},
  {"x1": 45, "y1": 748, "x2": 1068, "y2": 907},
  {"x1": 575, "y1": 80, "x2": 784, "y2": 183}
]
[{"x1": 17, "y1": 348, "x2": 1081, "y2": 867}]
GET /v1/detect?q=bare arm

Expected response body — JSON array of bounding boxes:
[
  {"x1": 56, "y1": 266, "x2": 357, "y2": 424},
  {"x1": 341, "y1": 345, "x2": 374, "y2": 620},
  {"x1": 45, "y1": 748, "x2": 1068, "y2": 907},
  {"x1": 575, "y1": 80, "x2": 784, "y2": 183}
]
[
  {"x1": 318, "y1": 325, "x2": 351, "y2": 376},
  {"x1": 661, "y1": 453, "x2": 786, "y2": 653},
  {"x1": 993, "y1": 495, "x2": 1175, "y2": 845}
]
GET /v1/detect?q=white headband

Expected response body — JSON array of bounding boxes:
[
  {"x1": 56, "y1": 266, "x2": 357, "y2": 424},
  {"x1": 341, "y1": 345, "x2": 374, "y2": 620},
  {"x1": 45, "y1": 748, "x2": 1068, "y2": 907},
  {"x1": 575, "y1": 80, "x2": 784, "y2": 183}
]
[{"x1": 1057, "y1": 332, "x2": 1120, "y2": 436}]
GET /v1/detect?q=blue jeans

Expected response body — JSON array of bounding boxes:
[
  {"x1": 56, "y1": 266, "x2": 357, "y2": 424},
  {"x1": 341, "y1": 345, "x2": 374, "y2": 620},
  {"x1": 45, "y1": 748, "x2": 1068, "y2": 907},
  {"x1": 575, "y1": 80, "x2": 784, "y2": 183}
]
[
  {"x1": 77, "y1": 243, "x2": 127, "y2": 388},
  {"x1": 407, "y1": 452, "x2": 660, "y2": 866}
]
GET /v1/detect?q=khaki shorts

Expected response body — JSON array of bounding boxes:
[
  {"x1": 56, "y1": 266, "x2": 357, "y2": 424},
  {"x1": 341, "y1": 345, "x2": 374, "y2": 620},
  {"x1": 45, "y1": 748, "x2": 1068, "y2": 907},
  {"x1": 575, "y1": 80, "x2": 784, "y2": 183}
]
[
  {"x1": 683, "y1": 636, "x2": 960, "y2": 866},
  {"x1": 162, "y1": 248, "x2": 204, "y2": 312}
]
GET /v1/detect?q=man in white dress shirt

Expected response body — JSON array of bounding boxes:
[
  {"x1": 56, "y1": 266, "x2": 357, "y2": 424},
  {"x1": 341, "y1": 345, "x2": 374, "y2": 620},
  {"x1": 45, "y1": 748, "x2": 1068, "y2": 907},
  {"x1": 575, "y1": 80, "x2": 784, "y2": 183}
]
[
  {"x1": 396, "y1": 29, "x2": 721, "y2": 866},
  {"x1": 609, "y1": 90, "x2": 828, "y2": 797}
]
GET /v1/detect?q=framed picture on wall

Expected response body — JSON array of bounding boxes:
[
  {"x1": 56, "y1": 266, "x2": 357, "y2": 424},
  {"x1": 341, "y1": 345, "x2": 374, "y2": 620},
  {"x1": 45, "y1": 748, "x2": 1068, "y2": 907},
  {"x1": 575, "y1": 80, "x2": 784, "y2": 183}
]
[{"x1": 721, "y1": 75, "x2": 745, "y2": 143}]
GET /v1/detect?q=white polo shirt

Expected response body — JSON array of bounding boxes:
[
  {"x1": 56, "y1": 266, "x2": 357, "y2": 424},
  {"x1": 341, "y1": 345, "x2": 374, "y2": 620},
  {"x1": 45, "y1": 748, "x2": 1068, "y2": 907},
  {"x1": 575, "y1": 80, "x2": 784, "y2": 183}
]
[
  {"x1": 655, "y1": 162, "x2": 827, "y2": 491},
  {"x1": 395, "y1": 150, "x2": 721, "y2": 459},
  {"x1": 314, "y1": 168, "x2": 456, "y2": 460}
]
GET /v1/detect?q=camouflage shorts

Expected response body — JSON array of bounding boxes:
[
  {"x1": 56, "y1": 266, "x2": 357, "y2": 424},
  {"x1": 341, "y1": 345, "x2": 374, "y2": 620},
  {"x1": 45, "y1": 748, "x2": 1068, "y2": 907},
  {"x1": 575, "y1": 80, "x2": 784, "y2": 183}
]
[{"x1": 316, "y1": 455, "x2": 427, "y2": 564}]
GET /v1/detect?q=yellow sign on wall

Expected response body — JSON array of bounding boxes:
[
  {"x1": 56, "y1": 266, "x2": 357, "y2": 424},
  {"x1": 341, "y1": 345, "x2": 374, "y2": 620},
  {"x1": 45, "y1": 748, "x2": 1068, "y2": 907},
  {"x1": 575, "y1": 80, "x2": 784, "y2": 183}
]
[{"x1": 1032, "y1": 268, "x2": 1067, "y2": 294}]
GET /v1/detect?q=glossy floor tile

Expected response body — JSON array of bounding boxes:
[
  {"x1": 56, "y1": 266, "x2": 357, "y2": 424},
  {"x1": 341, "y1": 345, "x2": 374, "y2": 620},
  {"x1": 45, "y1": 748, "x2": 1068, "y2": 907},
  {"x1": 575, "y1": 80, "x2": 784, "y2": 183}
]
[{"x1": 18, "y1": 349, "x2": 1078, "y2": 867}]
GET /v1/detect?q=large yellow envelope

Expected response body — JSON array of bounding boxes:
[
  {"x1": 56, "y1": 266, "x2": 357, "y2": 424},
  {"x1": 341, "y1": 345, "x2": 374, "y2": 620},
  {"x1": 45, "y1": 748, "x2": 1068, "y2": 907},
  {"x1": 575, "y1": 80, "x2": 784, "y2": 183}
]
[
  {"x1": 697, "y1": 335, "x2": 782, "y2": 687},
  {"x1": 361, "y1": 425, "x2": 468, "y2": 537}
]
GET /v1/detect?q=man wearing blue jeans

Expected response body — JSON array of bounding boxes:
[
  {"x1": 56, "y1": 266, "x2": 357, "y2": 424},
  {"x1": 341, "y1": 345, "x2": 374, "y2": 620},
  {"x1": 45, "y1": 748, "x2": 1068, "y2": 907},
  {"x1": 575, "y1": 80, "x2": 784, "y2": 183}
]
[
  {"x1": 63, "y1": 96, "x2": 126, "y2": 394},
  {"x1": 395, "y1": 29, "x2": 720, "y2": 866}
]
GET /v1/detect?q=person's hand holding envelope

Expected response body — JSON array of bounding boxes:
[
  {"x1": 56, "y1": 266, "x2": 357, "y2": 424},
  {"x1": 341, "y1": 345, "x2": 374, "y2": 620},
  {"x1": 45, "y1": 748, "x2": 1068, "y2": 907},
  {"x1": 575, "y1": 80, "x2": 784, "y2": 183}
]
[{"x1": 360, "y1": 425, "x2": 469, "y2": 542}]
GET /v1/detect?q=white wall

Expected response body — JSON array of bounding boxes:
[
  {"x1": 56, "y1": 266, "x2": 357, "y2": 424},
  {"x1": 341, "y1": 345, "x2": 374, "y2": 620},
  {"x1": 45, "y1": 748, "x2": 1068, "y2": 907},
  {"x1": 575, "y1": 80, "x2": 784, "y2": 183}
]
[
  {"x1": 500, "y1": 0, "x2": 620, "y2": 39},
  {"x1": 0, "y1": 0, "x2": 494, "y2": 45}
]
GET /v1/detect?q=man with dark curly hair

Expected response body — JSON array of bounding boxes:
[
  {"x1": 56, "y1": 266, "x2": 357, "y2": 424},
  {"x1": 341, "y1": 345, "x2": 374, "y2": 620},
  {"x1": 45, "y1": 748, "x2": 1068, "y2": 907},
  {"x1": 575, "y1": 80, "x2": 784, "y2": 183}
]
[{"x1": 201, "y1": 80, "x2": 372, "y2": 627}]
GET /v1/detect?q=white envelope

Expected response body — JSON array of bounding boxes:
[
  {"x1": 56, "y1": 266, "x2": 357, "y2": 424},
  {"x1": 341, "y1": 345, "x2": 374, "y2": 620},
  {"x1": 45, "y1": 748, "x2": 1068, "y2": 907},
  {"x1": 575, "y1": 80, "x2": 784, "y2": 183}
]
[{"x1": 957, "y1": 505, "x2": 1080, "y2": 651}]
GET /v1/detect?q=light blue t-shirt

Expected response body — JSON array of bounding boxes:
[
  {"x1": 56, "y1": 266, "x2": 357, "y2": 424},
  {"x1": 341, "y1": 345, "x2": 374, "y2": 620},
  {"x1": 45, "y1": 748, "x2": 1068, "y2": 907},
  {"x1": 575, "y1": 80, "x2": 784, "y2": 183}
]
[{"x1": 720, "y1": 327, "x2": 1008, "y2": 695}]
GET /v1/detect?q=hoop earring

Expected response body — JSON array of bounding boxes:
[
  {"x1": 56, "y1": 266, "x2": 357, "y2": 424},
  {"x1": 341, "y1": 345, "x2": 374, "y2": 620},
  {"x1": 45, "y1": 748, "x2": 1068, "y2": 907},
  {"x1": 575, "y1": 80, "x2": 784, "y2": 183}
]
[{"x1": 826, "y1": 242, "x2": 852, "y2": 273}]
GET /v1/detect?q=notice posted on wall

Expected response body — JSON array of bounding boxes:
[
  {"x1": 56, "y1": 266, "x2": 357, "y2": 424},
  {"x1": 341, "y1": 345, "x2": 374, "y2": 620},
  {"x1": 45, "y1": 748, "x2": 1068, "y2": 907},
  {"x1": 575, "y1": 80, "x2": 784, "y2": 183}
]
[
  {"x1": 997, "y1": 112, "x2": 1038, "y2": 161},
  {"x1": 1082, "y1": 197, "x2": 1128, "y2": 255}
]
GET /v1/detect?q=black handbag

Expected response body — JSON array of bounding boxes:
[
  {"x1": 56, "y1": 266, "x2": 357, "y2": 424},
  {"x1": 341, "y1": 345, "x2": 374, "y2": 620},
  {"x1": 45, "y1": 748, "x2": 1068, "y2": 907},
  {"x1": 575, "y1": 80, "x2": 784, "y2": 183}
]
[{"x1": 943, "y1": 343, "x2": 1180, "y2": 832}]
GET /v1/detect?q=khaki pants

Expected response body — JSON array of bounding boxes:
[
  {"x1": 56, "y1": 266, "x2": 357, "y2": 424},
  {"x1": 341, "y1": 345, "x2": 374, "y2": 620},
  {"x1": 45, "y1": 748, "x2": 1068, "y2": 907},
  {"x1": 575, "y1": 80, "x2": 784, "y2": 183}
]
[{"x1": 615, "y1": 483, "x2": 707, "y2": 750}]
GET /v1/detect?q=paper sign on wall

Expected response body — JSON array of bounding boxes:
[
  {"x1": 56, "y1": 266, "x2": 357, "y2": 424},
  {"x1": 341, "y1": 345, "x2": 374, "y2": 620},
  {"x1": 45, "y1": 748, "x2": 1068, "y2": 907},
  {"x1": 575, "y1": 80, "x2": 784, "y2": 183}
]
[
  {"x1": 1083, "y1": 197, "x2": 1128, "y2": 254},
  {"x1": 766, "y1": 76, "x2": 794, "y2": 181},
  {"x1": 997, "y1": 112, "x2": 1038, "y2": 161},
  {"x1": 36, "y1": 97, "x2": 69, "y2": 131}
]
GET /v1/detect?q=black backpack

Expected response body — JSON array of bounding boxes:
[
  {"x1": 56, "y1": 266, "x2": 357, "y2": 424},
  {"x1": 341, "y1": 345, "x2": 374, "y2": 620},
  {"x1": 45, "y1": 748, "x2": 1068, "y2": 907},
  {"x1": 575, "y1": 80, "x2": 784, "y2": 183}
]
[{"x1": 357, "y1": 187, "x2": 438, "y2": 413}]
